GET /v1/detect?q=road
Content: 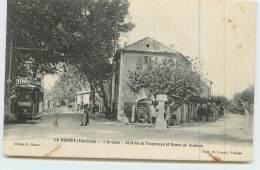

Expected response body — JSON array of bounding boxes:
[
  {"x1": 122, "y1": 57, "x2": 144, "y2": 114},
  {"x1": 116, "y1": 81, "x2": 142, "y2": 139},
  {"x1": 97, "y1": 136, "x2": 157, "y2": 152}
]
[{"x1": 4, "y1": 107, "x2": 253, "y2": 146}]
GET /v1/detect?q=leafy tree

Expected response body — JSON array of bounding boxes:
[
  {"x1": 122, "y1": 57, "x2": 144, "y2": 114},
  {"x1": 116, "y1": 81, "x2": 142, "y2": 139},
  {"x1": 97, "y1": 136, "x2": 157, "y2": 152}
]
[
  {"x1": 230, "y1": 85, "x2": 254, "y2": 114},
  {"x1": 7, "y1": 0, "x2": 68, "y2": 78},
  {"x1": 128, "y1": 59, "x2": 203, "y2": 113},
  {"x1": 211, "y1": 95, "x2": 229, "y2": 107},
  {"x1": 127, "y1": 71, "x2": 146, "y2": 122},
  {"x1": 60, "y1": 0, "x2": 134, "y2": 116},
  {"x1": 45, "y1": 65, "x2": 89, "y2": 105},
  {"x1": 7, "y1": 0, "x2": 134, "y2": 117},
  {"x1": 6, "y1": 0, "x2": 79, "y2": 99}
]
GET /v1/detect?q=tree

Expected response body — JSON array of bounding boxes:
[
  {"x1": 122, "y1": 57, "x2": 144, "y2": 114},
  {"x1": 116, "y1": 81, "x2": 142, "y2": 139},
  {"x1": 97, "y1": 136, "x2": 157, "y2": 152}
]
[
  {"x1": 45, "y1": 65, "x2": 89, "y2": 105},
  {"x1": 7, "y1": 0, "x2": 134, "y2": 117},
  {"x1": 128, "y1": 59, "x2": 203, "y2": 113},
  {"x1": 6, "y1": 0, "x2": 74, "y2": 89},
  {"x1": 60, "y1": 0, "x2": 134, "y2": 116},
  {"x1": 127, "y1": 71, "x2": 146, "y2": 122},
  {"x1": 230, "y1": 85, "x2": 254, "y2": 114},
  {"x1": 212, "y1": 95, "x2": 229, "y2": 107}
]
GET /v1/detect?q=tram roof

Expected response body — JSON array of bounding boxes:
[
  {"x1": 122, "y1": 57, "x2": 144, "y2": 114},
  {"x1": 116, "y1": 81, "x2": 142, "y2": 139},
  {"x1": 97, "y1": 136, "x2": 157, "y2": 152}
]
[{"x1": 16, "y1": 84, "x2": 44, "y2": 91}]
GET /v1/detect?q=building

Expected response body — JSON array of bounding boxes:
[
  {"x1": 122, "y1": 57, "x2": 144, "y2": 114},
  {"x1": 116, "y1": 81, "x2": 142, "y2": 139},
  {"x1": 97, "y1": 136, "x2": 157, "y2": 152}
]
[
  {"x1": 111, "y1": 37, "x2": 211, "y2": 124},
  {"x1": 75, "y1": 90, "x2": 104, "y2": 113},
  {"x1": 44, "y1": 99, "x2": 57, "y2": 109}
]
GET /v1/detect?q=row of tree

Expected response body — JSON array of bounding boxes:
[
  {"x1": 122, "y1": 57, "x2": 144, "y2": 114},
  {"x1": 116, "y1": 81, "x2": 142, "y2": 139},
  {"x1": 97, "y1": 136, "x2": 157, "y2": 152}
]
[
  {"x1": 127, "y1": 57, "x2": 254, "y2": 122},
  {"x1": 6, "y1": 0, "x2": 134, "y2": 116},
  {"x1": 45, "y1": 64, "x2": 89, "y2": 106},
  {"x1": 228, "y1": 85, "x2": 254, "y2": 115}
]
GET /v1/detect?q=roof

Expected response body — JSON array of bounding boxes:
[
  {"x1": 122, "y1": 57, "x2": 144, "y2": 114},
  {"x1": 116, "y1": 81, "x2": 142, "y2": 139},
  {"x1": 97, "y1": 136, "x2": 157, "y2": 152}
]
[
  {"x1": 120, "y1": 37, "x2": 173, "y2": 53},
  {"x1": 76, "y1": 90, "x2": 90, "y2": 95},
  {"x1": 16, "y1": 84, "x2": 44, "y2": 92},
  {"x1": 117, "y1": 37, "x2": 191, "y2": 64}
]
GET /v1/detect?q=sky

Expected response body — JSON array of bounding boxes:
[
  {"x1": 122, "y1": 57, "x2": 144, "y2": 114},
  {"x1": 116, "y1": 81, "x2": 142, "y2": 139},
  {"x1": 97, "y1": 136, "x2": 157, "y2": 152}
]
[
  {"x1": 120, "y1": 0, "x2": 256, "y2": 98},
  {"x1": 43, "y1": 74, "x2": 58, "y2": 91},
  {"x1": 44, "y1": 0, "x2": 256, "y2": 98}
]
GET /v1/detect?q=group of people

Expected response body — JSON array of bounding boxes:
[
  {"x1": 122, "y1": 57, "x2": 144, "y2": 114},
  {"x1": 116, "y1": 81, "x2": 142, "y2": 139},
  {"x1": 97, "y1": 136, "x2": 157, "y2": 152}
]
[
  {"x1": 80, "y1": 101, "x2": 225, "y2": 126},
  {"x1": 196, "y1": 102, "x2": 224, "y2": 121}
]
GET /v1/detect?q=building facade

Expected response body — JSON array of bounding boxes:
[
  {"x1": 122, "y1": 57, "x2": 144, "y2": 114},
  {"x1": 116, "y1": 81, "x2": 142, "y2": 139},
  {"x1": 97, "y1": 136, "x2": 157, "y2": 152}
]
[{"x1": 75, "y1": 90, "x2": 105, "y2": 113}]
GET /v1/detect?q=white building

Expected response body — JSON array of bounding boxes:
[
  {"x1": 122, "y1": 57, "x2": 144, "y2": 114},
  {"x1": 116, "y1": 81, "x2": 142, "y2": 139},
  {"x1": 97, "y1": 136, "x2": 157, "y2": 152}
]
[{"x1": 75, "y1": 90, "x2": 104, "y2": 113}]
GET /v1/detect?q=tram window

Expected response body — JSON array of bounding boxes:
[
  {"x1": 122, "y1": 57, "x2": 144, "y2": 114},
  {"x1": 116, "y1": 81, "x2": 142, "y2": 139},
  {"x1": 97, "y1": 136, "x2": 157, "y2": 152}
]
[{"x1": 17, "y1": 89, "x2": 31, "y2": 102}]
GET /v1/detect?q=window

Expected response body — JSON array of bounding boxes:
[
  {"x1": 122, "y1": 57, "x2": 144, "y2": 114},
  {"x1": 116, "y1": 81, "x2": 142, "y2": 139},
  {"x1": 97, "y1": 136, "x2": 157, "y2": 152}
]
[
  {"x1": 144, "y1": 56, "x2": 148, "y2": 64},
  {"x1": 17, "y1": 88, "x2": 31, "y2": 102},
  {"x1": 146, "y1": 44, "x2": 150, "y2": 48},
  {"x1": 137, "y1": 56, "x2": 143, "y2": 70},
  {"x1": 138, "y1": 56, "x2": 143, "y2": 65}
]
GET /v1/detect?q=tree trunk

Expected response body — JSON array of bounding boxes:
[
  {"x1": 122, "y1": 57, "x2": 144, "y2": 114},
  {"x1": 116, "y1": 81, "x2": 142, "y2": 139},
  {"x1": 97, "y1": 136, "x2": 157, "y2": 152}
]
[
  {"x1": 95, "y1": 80, "x2": 113, "y2": 119},
  {"x1": 32, "y1": 58, "x2": 39, "y2": 78},
  {"x1": 131, "y1": 103, "x2": 135, "y2": 123},
  {"x1": 89, "y1": 80, "x2": 96, "y2": 114},
  {"x1": 147, "y1": 105, "x2": 151, "y2": 123},
  {"x1": 111, "y1": 102, "x2": 117, "y2": 120},
  {"x1": 103, "y1": 98, "x2": 111, "y2": 119},
  {"x1": 171, "y1": 99, "x2": 186, "y2": 112},
  {"x1": 131, "y1": 93, "x2": 136, "y2": 123}
]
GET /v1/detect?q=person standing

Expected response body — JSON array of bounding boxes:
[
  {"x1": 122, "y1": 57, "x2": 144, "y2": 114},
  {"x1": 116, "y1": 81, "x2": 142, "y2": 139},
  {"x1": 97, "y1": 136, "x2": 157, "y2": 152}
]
[
  {"x1": 219, "y1": 105, "x2": 224, "y2": 116},
  {"x1": 90, "y1": 103, "x2": 95, "y2": 114},
  {"x1": 9, "y1": 91, "x2": 18, "y2": 121},
  {"x1": 81, "y1": 104, "x2": 89, "y2": 126},
  {"x1": 150, "y1": 104, "x2": 156, "y2": 124},
  {"x1": 212, "y1": 102, "x2": 217, "y2": 119},
  {"x1": 206, "y1": 102, "x2": 212, "y2": 121},
  {"x1": 196, "y1": 103, "x2": 203, "y2": 121}
]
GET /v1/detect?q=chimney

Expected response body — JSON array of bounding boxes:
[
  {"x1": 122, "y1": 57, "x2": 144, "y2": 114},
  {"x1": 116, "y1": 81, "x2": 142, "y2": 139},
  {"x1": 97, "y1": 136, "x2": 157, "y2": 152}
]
[{"x1": 169, "y1": 44, "x2": 175, "y2": 52}]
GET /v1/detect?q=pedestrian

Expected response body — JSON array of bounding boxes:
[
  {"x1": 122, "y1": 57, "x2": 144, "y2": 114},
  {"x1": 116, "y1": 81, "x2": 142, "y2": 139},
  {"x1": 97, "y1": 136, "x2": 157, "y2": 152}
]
[
  {"x1": 196, "y1": 103, "x2": 203, "y2": 121},
  {"x1": 201, "y1": 103, "x2": 207, "y2": 121},
  {"x1": 219, "y1": 105, "x2": 224, "y2": 116},
  {"x1": 150, "y1": 104, "x2": 156, "y2": 124},
  {"x1": 81, "y1": 104, "x2": 89, "y2": 126},
  {"x1": 212, "y1": 102, "x2": 217, "y2": 119},
  {"x1": 9, "y1": 91, "x2": 18, "y2": 121},
  {"x1": 205, "y1": 102, "x2": 212, "y2": 121},
  {"x1": 215, "y1": 104, "x2": 220, "y2": 117},
  {"x1": 90, "y1": 103, "x2": 95, "y2": 114}
]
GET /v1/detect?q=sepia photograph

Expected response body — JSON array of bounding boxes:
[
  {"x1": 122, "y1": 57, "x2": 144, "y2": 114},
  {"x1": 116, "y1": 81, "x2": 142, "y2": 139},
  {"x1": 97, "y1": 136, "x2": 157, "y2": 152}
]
[{"x1": 3, "y1": 0, "x2": 256, "y2": 162}]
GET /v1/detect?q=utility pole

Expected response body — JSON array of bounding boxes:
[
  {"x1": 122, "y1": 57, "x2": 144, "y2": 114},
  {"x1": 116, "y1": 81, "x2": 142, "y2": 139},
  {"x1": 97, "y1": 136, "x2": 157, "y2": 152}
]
[
  {"x1": 114, "y1": 33, "x2": 117, "y2": 55},
  {"x1": 7, "y1": 40, "x2": 13, "y2": 93}
]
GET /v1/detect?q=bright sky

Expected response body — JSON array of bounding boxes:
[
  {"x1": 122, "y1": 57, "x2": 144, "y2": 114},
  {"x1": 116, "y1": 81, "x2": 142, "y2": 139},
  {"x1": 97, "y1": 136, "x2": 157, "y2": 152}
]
[
  {"x1": 43, "y1": 74, "x2": 58, "y2": 92},
  {"x1": 121, "y1": 0, "x2": 256, "y2": 98},
  {"x1": 44, "y1": 0, "x2": 256, "y2": 98}
]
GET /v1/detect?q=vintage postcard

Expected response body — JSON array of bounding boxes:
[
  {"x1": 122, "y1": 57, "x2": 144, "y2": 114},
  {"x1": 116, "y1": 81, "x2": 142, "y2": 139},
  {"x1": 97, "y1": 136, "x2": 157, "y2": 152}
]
[{"x1": 3, "y1": 0, "x2": 256, "y2": 162}]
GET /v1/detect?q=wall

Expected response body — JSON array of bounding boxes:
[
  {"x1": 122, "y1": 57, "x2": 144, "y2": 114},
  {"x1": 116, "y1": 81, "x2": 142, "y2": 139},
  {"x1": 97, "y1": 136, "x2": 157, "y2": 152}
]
[
  {"x1": 113, "y1": 50, "x2": 207, "y2": 123},
  {"x1": 116, "y1": 51, "x2": 183, "y2": 121}
]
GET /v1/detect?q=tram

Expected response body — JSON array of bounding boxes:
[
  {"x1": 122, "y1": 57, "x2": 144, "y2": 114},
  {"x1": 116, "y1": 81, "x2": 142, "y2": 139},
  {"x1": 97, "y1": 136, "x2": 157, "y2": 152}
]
[{"x1": 9, "y1": 78, "x2": 44, "y2": 121}]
